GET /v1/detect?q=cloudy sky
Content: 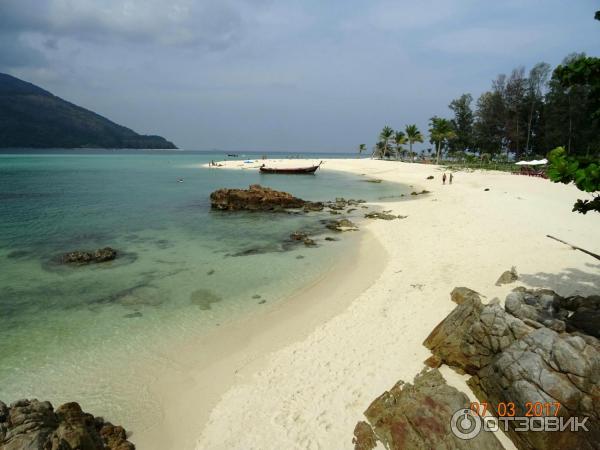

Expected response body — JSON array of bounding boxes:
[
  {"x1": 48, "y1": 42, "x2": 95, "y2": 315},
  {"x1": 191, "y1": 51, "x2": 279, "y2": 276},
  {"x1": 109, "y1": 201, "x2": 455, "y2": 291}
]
[{"x1": 1, "y1": 0, "x2": 599, "y2": 151}]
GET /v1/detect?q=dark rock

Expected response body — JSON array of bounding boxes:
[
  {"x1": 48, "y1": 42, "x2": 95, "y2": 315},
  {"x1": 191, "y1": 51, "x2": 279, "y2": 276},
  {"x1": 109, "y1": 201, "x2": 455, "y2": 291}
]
[
  {"x1": 324, "y1": 237, "x2": 338, "y2": 242},
  {"x1": 410, "y1": 190, "x2": 431, "y2": 196},
  {"x1": 0, "y1": 399, "x2": 134, "y2": 450},
  {"x1": 210, "y1": 184, "x2": 307, "y2": 211},
  {"x1": 123, "y1": 312, "x2": 142, "y2": 319},
  {"x1": 484, "y1": 188, "x2": 490, "y2": 191},
  {"x1": 364, "y1": 212, "x2": 398, "y2": 220},
  {"x1": 560, "y1": 295, "x2": 600, "y2": 338},
  {"x1": 252, "y1": 294, "x2": 261, "y2": 299},
  {"x1": 258, "y1": 300, "x2": 266, "y2": 304},
  {"x1": 207, "y1": 269, "x2": 215, "y2": 275},
  {"x1": 353, "y1": 369, "x2": 504, "y2": 450},
  {"x1": 324, "y1": 219, "x2": 358, "y2": 232},
  {"x1": 290, "y1": 231, "x2": 308, "y2": 241},
  {"x1": 495, "y1": 266, "x2": 518, "y2": 286},
  {"x1": 303, "y1": 202, "x2": 324, "y2": 212},
  {"x1": 303, "y1": 238, "x2": 317, "y2": 247},
  {"x1": 363, "y1": 179, "x2": 382, "y2": 183},
  {"x1": 61, "y1": 247, "x2": 117, "y2": 265},
  {"x1": 426, "y1": 175, "x2": 434, "y2": 179}
]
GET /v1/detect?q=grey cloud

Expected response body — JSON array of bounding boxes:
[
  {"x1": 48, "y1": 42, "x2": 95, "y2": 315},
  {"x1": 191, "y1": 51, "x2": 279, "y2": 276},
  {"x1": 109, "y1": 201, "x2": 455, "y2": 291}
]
[{"x1": 0, "y1": 32, "x2": 47, "y2": 69}]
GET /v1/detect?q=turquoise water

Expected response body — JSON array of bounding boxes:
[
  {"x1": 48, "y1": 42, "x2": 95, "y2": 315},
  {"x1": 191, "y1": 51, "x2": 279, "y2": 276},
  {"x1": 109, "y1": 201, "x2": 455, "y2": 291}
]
[{"x1": 0, "y1": 151, "x2": 407, "y2": 426}]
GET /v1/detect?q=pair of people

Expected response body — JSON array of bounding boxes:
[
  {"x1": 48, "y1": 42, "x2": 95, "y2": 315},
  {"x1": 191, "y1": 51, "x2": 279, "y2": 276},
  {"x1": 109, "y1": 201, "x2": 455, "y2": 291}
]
[{"x1": 442, "y1": 173, "x2": 453, "y2": 185}]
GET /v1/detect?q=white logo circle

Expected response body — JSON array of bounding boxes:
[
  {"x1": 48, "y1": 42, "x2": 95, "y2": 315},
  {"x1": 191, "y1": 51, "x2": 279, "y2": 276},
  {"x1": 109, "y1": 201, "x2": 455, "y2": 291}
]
[{"x1": 450, "y1": 408, "x2": 482, "y2": 440}]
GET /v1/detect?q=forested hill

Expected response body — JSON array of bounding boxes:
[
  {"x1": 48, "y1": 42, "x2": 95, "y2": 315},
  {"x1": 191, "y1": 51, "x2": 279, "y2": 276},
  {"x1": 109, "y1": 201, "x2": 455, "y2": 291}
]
[{"x1": 0, "y1": 73, "x2": 177, "y2": 149}]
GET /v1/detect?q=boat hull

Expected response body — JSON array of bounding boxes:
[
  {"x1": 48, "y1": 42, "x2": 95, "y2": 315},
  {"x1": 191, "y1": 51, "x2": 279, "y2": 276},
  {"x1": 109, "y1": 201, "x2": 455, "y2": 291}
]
[{"x1": 259, "y1": 165, "x2": 320, "y2": 174}]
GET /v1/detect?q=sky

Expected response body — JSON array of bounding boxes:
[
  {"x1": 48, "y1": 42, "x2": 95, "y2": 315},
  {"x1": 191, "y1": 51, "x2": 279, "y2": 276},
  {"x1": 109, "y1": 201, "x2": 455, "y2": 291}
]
[{"x1": 1, "y1": 0, "x2": 599, "y2": 152}]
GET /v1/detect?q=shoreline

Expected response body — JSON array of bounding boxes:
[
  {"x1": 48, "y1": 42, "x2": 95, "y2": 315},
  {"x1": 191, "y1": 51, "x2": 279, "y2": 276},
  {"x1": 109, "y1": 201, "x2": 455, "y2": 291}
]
[
  {"x1": 192, "y1": 158, "x2": 599, "y2": 449},
  {"x1": 132, "y1": 229, "x2": 389, "y2": 449}
]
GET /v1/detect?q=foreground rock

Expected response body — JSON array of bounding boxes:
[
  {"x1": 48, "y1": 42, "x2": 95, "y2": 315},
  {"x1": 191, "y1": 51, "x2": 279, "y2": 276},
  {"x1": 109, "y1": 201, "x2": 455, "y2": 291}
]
[
  {"x1": 210, "y1": 184, "x2": 321, "y2": 211},
  {"x1": 352, "y1": 369, "x2": 504, "y2": 450},
  {"x1": 0, "y1": 399, "x2": 134, "y2": 450},
  {"x1": 61, "y1": 247, "x2": 117, "y2": 264},
  {"x1": 364, "y1": 212, "x2": 407, "y2": 220},
  {"x1": 424, "y1": 287, "x2": 600, "y2": 450}
]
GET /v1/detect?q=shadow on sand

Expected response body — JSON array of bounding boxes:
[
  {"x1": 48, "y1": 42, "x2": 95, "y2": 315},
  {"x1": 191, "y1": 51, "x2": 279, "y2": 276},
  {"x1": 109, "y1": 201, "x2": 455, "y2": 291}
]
[{"x1": 519, "y1": 263, "x2": 600, "y2": 296}]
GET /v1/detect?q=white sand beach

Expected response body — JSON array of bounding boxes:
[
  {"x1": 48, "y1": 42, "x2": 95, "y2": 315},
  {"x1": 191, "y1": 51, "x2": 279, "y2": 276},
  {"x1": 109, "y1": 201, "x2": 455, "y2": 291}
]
[{"x1": 141, "y1": 159, "x2": 600, "y2": 450}]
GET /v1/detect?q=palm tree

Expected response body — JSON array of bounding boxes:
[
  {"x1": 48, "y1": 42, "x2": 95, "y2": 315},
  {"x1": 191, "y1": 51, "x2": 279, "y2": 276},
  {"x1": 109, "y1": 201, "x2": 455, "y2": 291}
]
[
  {"x1": 375, "y1": 126, "x2": 394, "y2": 159},
  {"x1": 405, "y1": 124, "x2": 424, "y2": 160},
  {"x1": 393, "y1": 131, "x2": 407, "y2": 160},
  {"x1": 372, "y1": 141, "x2": 386, "y2": 159},
  {"x1": 358, "y1": 144, "x2": 367, "y2": 156},
  {"x1": 428, "y1": 117, "x2": 456, "y2": 164}
]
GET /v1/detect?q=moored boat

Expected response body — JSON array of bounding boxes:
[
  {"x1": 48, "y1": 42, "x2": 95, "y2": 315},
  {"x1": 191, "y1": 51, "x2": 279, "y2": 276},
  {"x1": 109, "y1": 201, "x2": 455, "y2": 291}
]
[{"x1": 259, "y1": 161, "x2": 322, "y2": 174}]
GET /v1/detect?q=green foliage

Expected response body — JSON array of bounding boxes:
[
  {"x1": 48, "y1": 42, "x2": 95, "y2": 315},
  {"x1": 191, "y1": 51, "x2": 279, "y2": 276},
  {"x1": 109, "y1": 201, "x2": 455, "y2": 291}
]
[
  {"x1": 554, "y1": 56, "x2": 600, "y2": 119},
  {"x1": 448, "y1": 93, "x2": 474, "y2": 153},
  {"x1": 547, "y1": 146, "x2": 600, "y2": 213}
]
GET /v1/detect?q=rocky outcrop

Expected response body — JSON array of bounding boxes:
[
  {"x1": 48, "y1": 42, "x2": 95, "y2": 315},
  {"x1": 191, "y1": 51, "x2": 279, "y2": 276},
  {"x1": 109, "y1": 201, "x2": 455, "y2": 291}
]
[
  {"x1": 424, "y1": 287, "x2": 600, "y2": 450},
  {"x1": 0, "y1": 399, "x2": 134, "y2": 450},
  {"x1": 210, "y1": 184, "x2": 320, "y2": 211},
  {"x1": 61, "y1": 247, "x2": 117, "y2": 264},
  {"x1": 352, "y1": 369, "x2": 504, "y2": 450}
]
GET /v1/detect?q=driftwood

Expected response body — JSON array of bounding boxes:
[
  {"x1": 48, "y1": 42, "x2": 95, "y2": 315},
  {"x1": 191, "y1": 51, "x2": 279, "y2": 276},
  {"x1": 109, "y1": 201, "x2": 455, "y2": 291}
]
[{"x1": 547, "y1": 235, "x2": 600, "y2": 261}]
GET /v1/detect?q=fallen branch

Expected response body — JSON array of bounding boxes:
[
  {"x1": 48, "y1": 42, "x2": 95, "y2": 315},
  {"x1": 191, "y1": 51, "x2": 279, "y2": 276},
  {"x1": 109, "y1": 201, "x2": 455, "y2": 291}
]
[{"x1": 546, "y1": 235, "x2": 600, "y2": 261}]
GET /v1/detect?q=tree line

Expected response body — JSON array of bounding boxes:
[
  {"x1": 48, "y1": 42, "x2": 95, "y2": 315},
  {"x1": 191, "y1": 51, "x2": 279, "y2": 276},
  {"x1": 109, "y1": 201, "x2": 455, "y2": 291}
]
[{"x1": 361, "y1": 52, "x2": 599, "y2": 164}]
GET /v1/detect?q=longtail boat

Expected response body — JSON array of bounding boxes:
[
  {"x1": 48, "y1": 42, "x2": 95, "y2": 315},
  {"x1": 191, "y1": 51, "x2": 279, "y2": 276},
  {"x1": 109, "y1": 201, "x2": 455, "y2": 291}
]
[{"x1": 259, "y1": 161, "x2": 322, "y2": 174}]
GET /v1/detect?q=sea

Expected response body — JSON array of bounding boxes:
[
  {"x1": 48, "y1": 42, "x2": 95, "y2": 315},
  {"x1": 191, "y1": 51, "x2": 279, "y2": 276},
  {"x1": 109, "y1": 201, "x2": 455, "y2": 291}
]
[{"x1": 0, "y1": 150, "x2": 409, "y2": 427}]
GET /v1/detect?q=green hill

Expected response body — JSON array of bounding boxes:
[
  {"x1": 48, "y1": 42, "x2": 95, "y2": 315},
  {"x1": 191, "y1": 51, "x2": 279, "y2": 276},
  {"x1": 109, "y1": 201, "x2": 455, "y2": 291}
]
[{"x1": 0, "y1": 73, "x2": 177, "y2": 149}]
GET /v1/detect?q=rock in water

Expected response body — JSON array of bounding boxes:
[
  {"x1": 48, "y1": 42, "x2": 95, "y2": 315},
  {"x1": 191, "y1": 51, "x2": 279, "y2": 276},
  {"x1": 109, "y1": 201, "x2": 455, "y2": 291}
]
[
  {"x1": 61, "y1": 247, "x2": 117, "y2": 264},
  {"x1": 324, "y1": 218, "x2": 358, "y2": 232},
  {"x1": 210, "y1": 184, "x2": 317, "y2": 211},
  {"x1": 0, "y1": 399, "x2": 134, "y2": 450},
  {"x1": 352, "y1": 369, "x2": 504, "y2": 450},
  {"x1": 495, "y1": 266, "x2": 518, "y2": 286}
]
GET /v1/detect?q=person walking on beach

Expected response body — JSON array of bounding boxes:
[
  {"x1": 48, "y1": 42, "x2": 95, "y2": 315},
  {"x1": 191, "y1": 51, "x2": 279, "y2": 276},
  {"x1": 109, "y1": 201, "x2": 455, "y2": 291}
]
[
  {"x1": 442, "y1": 173, "x2": 447, "y2": 185},
  {"x1": 449, "y1": 173, "x2": 453, "y2": 184}
]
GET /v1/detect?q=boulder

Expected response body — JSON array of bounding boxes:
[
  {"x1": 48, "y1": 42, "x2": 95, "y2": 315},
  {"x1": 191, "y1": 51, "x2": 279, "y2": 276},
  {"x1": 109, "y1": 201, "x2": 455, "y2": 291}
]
[
  {"x1": 423, "y1": 287, "x2": 532, "y2": 374},
  {"x1": 0, "y1": 399, "x2": 134, "y2": 450},
  {"x1": 495, "y1": 266, "x2": 519, "y2": 286},
  {"x1": 61, "y1": 247, "x2": 117, "y2": 265},
  {"x1": 352, "y1": 369, "x2": 504, "y2": 450},
  {"x1": 210, "y1": 184, "x2": 313, "y2": 211},
  {"x1": 424, "y1": 287, "x2": 600, "y2": 450}
]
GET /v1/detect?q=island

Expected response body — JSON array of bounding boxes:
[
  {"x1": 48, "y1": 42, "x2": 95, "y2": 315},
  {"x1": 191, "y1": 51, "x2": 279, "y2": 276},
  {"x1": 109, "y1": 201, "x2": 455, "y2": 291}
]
[{"x1": 0, "y1": 73, "x2": 177, "y2": 149}]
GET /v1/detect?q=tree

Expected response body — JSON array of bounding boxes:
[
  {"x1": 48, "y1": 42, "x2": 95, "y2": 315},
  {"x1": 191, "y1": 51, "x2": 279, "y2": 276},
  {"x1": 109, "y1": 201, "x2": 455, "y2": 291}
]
[
  {"x1": 524, "y1": 62, "x2": 551, "y2": 155},
  {"x1": 393, "y1": 131, "x2": 407, "y2": 160},
  {"x1": 358, "y1": 144, "x2": 367, "y2": 155},
  {"x1": 448, "y1": 94, "x2": 474, "y2": 153},
  {"x1": 374, "y1": 126, "x2": 394, "y2": 159},
  {"x1": 504, "y1": 67, "x2": 527, "y2": 158},
  {"x1": 547, "y1": 146, "x2": 600, "y2": 214},
  {"x1": 429, "y1": 116, "x2": 456, "y2": 164},
  {"x1": 473, "y1": 90, "x2": 506, "y2": 157},
  {"x1": 405, "y1": 124, "x2": 424, "y2": 158}
]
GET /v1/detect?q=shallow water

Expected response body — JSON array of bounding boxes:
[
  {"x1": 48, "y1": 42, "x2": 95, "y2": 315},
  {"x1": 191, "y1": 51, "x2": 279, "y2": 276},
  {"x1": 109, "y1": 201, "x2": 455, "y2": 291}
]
[{"x1": 0, "y1": 150, "x2": 408, "y2": 426}]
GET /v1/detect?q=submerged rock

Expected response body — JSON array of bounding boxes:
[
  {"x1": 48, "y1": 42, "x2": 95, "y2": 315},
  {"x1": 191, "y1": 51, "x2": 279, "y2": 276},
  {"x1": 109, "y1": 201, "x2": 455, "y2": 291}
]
[
  {"x1": 324, "y1": 218, "x2": 358, "y2": 232},
  {"x1": 353, "y1": 369, "x2": 504, "y2": 450},
  {"x1": 190, "y1": 289, "x2": 222, "y2": 310},
  {"x1": 364, "y1": 212, "x2": 401, "y2": 220},
  {"x1": 410, "y1": 190, "x2": 431, "y2": 196},
  {"x1": 61, "y1": 247, "x2": 117, "y2": 265},
  {"x1": 290, "y1": 231, "x2": 308, "y2": 241},
  {"x1": 0, "y1": 399, "x2": 134, "y2": 450},
  {"x1": 210, "y1": 184, "x2": 313, "y2": 211}
]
